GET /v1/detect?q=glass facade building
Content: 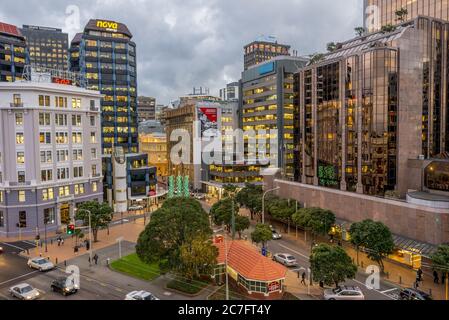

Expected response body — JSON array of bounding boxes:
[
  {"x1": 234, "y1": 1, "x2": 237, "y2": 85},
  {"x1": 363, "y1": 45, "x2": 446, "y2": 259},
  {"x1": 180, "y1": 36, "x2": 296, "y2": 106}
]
[
  {"x1": 296, "y1": 16, "x2": 449, "y2": 197},
  {"x1": 0, "y1": 22, "x2": 27, "y2": 82},
  {"x1": 364, "y1": 0, "x2": 449, "y2": 31},
  {"x1": 244, "y1": 40, "x2": 291, "y2": 70},
  {"x1": 20, "y1": 25, "x2": 68, "y2": 70},
  {"x1": 70, "y1": 19, "x2": 138, "y2": 155}
]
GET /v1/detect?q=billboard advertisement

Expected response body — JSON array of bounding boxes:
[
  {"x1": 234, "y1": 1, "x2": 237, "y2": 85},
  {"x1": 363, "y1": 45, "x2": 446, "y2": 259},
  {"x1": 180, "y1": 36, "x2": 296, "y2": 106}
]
[{"x1": 198, "y1": 107, "x2": 219, "y2": 138}]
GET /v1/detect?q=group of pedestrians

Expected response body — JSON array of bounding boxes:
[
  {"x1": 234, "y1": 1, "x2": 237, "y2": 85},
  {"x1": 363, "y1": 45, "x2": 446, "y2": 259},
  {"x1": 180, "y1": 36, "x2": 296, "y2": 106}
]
[
  {"x1": 432, "y1": 270, "x2": 447, "y2": 285},
  {"x1": 414, "y1": 268, "x2": 446, "y2": 290}
]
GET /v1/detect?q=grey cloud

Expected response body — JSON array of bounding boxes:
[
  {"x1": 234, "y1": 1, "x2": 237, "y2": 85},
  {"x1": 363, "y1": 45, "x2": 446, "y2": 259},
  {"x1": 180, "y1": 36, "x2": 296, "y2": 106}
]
[{"x1": 0, "y1": 0, "x2": 363, "y2": 104}]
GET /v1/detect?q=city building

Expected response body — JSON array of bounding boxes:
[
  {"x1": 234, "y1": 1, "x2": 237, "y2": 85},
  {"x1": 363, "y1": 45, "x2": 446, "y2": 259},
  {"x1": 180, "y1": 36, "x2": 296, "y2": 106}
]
[
  {"x1": 244, "y1": 36, "x2": 291, "y2": 70},
  {"x1": 20, "y1": 25, "x2": 69, "y2": 70},
  {"x1": 69, "y1": 19, "x2": 138, "y2": 155},
  {"x1": 139, "y1": 133, "x2": 168, "y2": 181},
  {"x1": 138, "y1": 119, "x2": 165, "y2": 135},
  {"x1": 240, "y1": 56, "x2": 308, "y2": 180},
  {"x1": 0, "y1": 67, "x2": 102, "y2": 238},
  {"x1": 138, "y1": 96, "x2": 156, "y2": 122},
  {"x1": 364, "y1": 0, "x2": 449, "y2": 32},
  {"x1": 0, "y1": 21, "x2": 27, "y2": 82},
  {"x1": 219, "y1": 81, "x2": 239, "y2": 101},
  {"x1": 155, "y1": 104, "x2": 167, "y2": 121}
]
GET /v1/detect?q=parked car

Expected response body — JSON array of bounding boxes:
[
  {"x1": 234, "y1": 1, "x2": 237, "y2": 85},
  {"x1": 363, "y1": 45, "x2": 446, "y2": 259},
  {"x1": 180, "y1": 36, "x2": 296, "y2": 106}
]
[
  {"x1": 125, "y1": 291, "x2": 159, "y2": 301},
  {"x1": 51, "y1": 277, "x2": 79, "y2": 296},
  {"x1": 0, "y1": 246, "x2": 3, "y2": 254},
  {"x1": 323, "y1": 286, "x2": 365, "y2": 300},
  {"x1": 194, "y1": 194, "x2": 206, "y2": 200},
  {"x1": 273, "y1": 253, "x2": 298, "y2": 267},
  {"x1": 399, "y1": 288, "x2": 433, "y2": 301},
  {"x1": 128, "y1": 205, "x2": 144, "y2": 211},
  {"x1": 27, "y1": 257, "x2": 55, "y2": 271},
  {"x1": 9, "y1": 283, "x2": 41, "y2": 300}
]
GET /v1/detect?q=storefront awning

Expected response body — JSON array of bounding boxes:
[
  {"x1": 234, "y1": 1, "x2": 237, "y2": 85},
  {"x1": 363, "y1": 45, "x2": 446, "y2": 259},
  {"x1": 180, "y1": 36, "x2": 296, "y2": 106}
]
[{"x1": 392, "y1": 235, "x2": 437, "y2": 258}]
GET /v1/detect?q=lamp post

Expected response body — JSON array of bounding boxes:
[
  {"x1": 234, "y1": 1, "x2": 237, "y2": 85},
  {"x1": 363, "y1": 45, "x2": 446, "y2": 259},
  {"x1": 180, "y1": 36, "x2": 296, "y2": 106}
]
[{"x1": 262, "y1": 187, "x2": 280, "y2": 225}]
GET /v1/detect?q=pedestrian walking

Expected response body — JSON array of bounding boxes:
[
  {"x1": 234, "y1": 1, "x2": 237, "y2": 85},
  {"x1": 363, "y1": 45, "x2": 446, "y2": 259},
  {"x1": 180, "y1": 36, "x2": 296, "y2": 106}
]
[
  {"x1": 93, "y1": 254, "x2": 99, "y2": 265},
  {"x1": 413, "y1": 280, "x2": 419, "y2": 290},
  {"x1": 88, "y1": 256, "x2": 91, "y2": 264},
  {"x1": 74, "y1": 246, "x2": 79, "y2": 254},
  {"x1": 433, "y1": 270, "x2": 440, "y2": 284},
  {"x1": 61, "y1": 238, "x2": 64, "y2": 246},
  {"x1": 57, "y1": 237, "x2": 61, "y2": 247},
  {"x1": 301, "y1": 272, "x2": 307, "y2": 286},
  {"x1": 417, "y1": 268, "x2": 423, "y2": 282}
]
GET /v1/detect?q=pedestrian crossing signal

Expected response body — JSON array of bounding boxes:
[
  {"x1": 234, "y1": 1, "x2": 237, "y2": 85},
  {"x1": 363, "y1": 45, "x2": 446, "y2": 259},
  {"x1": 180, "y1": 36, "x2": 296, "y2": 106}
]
[{"x1": 67, "y1": 224, "x2": 75, "y2": 235}]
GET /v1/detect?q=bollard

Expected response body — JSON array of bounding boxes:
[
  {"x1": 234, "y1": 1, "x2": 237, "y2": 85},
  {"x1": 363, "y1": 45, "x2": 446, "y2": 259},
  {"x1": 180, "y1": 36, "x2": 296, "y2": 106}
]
[
  {"x1": 27, "y1": 249, "x2": 29, "y2": 255},
  {"x1": 56, "y1": 258, "x2": 58, "y2": 265},
  {"x1": 399, "y1": 276, "x2": 402, "y2": 285},
  {"x1": 64, "y1": 260, "x2": 67, "y2": 267}
]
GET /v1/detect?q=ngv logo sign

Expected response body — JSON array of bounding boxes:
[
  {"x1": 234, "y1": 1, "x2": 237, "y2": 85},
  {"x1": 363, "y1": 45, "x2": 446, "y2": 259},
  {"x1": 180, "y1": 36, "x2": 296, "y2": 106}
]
[{"x1": 96, "y1": 20, "x2": 118, "y2": 31}]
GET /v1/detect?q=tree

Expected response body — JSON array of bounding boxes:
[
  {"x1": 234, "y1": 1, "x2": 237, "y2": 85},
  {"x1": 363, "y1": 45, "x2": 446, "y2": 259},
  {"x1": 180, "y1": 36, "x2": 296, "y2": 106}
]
[
  {"x1": 310, "y1": 244, "x2": 357, "y2": 288},
  {"x1": 236, "y1": 184, "x2": 263, "y2": 221},
  {"x1": 381, "y1": 24, "x2": 396, "y2": 33},
  {"x1": 136, "y1": 198, "x2": 212, "y2": 272},
  {"x1": 354, "y1": 26, "x2": 365, "y2": 37},
  {"x1": 76, "y1": 201, "x2": 114, "y2": 242},
  {"x1": 326, "y1": 42, "x2": 337, "y2": 52},
  {"x1": 267, "y1": 198, "x2": 297, "y2": 232},
  {"x1": 307, "y1": 53, "x2": 325, "y2": 66},
  {"x1": 235, "y1": 215, "x2": 250, "y2": 239},
  {"x1": 210, "y1": 198, "x2": 238, "y2": 231},
  {"x1": 395, "y1": 7, "x2": 408, "y2": 22},
  {"x1": 179, "y1": 235, "x2": 218, "y2": 281},
  {"x1": 292, "y1": 208, "x2": 336, "y2": 245},
  {"x1": 431, "y1": 245, "x2": 449, "y2": 298},
  {"x1": 349, "y1": 220, "x2": 395, "y2": 273},
  {"x1": 251, "y1": 224, "x2": 272, "y2": 248}
]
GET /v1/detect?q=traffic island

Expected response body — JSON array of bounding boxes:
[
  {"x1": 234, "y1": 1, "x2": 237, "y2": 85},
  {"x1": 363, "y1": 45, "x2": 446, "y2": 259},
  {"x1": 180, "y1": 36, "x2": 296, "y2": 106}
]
[{"x1": 109, "y1": 253, "x2": 161, "y2": 281}]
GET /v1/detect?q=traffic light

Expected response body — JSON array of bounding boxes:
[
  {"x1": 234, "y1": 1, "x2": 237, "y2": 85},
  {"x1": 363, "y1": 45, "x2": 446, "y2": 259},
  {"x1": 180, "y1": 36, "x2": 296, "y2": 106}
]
[{"x1": 67, "y1": 224, "x2": 75, "y2": 235}]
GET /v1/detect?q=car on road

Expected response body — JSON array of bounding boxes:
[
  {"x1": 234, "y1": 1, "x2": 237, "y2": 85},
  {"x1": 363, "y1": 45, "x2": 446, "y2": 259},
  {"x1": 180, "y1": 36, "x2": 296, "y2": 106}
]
[
  {"x1": 272, "y1": 230, "x2": 282, "y2": 240},
  {"x1": 273, "y1": 253, "x2": 298, "y2": 267},
  {"x1": 27, "y1": 257, "x2": 55, "y2": 271},
  {"x1": 0, "y1": 245, "x2": 3, "y2": 254},
  {"x1": 51, "y1": 277, "x2": 79, "y2": 296},
  {"x1": 125, "y1": 291, "x2": 160, "y2": 301},
  {"x1": 194, "y1": 194, "x2": 206, "y2": 200},
  {"x1": 128, "y1": 205, "x2": 144, "y2": 211},
  {"x1": 323, "y1": 286, "x2": 365, "y2": 300},
  {"x1": 399, "y1": 288, "x2": 433, "y2": 301},
  {"x1": 9, "y1": 283, "x2": 41, "y2": 300}
]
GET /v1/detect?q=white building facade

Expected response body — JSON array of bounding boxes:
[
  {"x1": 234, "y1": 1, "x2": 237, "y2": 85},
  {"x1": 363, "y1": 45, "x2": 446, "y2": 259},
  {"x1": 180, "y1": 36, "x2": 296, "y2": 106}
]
[{"x1": 0, "y1": 81, "x2": 103, "y2": 238}]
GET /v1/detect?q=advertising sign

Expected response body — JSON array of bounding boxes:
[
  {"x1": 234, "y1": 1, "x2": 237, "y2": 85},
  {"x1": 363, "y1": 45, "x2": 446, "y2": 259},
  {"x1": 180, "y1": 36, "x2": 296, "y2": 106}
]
[
  {"x1": 268, "y1": 281, "x2": 281, "y2": 293},
  {"x1": 96, "y1": 20, "x2": 118, "y2": 32},
  {"x1": 198, "y1": 107, "x2": 219, "y2": 138}
]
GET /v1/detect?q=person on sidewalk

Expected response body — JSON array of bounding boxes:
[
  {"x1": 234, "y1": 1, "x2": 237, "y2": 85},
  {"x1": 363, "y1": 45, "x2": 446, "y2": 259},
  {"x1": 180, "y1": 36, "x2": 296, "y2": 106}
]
[
  {"x1": 93, "y1": 254, "x2": 99, "y2": 265},
  {"x1": 417, "y1": 268, "x2": 423, "y2": 282},
  {"x1": 433, "y1": 270, "x2": 440, "y2": 284},
  {"x1": 57, "y1": 237, "x2": 61, "y2": 247},
  {"x1": 301, "y1": 272, "x2": 307, "y2": 286}
]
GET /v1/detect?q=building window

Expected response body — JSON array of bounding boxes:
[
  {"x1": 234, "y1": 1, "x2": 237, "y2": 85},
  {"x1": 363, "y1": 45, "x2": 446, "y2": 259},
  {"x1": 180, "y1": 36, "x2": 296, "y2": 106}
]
[
  {"x1": 18, "y1": 191, "x2": 26, "y2": 203},
  {"x1": 90, "y1": 116, "x2": 96, "y2": 126},
  {"x1": 72, "y1": 115, "x2": 82, "y2": 126},
  {"x1": 55, "y1": 114, "x2": 68, "y2": 126},
  {"x1": 13, "y1": 94, "x2": 22, "y2": 104},
  {"x1": 57, "y1": 168, "x2": 69, "y2": 180},
  {"x1": 74, "y1": 184, "x2": 85, "y2": 195},
  {"x1": 41, "y1": 169, "x2": 53, "y2": 182},
  {"x1": 55, "y1": 132, "x2": 69, "y2": 144},
  {"x1": 17, "y1": 152, "x2": 25, "y2": 165},
  {"x1": 72, "y1": 98, "x2": 81, "y2": 109},
  {"x1": 73, "y1": 149, "x2": 83, "y2": 161},
  {"x1": 39, "y1": 113, "x2": 51, "y2": 126},
  {"x1": 44, "y1": 208, "x2": 55, "y2": 225},
  {"x1": 92, "y1": 182, "x2": 98, "y2": 192},
  {"x1": 57, "y1": 150, "x2": 69, "y2": 162},
  {"x1": 74, "y1": 166, "x2": 84, "y2": 178},
  {"x1": 92, "y1": 165, "x2": 98, "y2": 177},
  {"x1": 0, "y1": 211, "x2": 4, "y2": 228},
  {"x1": 39, "y1": 95, "x2": 50, "y2": 107},
  {"x1": 72, "y1": 132, "x2": 83, "y2": 144},
  {"x1": 16, "y1": 133, "x2": 24, "y2": 145},
  {"x1": 18, "y1": 171, "x2": 26, "y2": 184},
  {"x1": 59, "y1": 186, "x2": 70, "y2": 197},
  {"x1": 91, "y1": 148, "x2": 97, "y2": 160},
  {"x1": 55, "y1": 96, "x2": 68, "y2": 108},
  {"x1": 39, "y1": 132, "x2": 51, "y2": 144},
  {"x1": 90, "y1": 132, "x2": 97, "y2": 143},
  {"x1": 42, "y1": 188, "x2": 54, "y2": 201},
  {"x1": 19, "y1": 211, "x2": 27, "y2": 227},
  {"x1": 40, "y1": 151, "x2": 52, "y2": 163},
  {"x1": 15, "y1": 113, "x2": 24, "y2": 126}
]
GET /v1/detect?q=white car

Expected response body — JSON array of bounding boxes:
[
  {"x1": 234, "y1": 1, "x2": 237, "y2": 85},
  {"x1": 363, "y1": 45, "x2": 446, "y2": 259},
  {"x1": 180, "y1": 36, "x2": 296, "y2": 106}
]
[
  {"x1": 125, "y1": 291, "x2": 159, "y2": 301},
  {"x1": 323, "y1": 286, "x2": 365, "y2": 300},
  {"x1": 27, "y1": 257, "x2": 55, "y2": 271},
  {"x1": 128, "y1": 205, "x2": 144, "y2": 211},
  {"x1": 9, "y1": 283, "x2": 41, "y2": 300},
  {"x1": 273, "y1": 253, "x2": 298, "y2": 267}
]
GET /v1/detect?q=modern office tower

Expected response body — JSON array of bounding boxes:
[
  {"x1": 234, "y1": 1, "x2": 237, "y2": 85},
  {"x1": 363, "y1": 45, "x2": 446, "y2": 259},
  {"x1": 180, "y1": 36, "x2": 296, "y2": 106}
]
[
  {"x1": 70, "y1": 19, "x2": 138, "y2": 155},
  {"x1": 295, "y1": 16, "x2": 449, "y2": 201},
  {"x1": 240, "y1": 56, "x2": 308, "y2": 179},
  {"x1": 139, "y1": 133, "x2": 168, "y2": 181},
  {"x1": 0, "y1": 21, "x2": 27, "y2": 82},
  {"x1": 138, "y1": 96, "x2": 156, "y2": 122},
  {"x1": 0, "y1": 67, "x2": 103, "y2": 238},
  {"x1": 244, "y1": 36, "x2": 291, "y2": 70},
  {"x1": 363, "y1": 0, "x2": 449, "y2": 32},
  {"x1": 219, "y1": 82, "x2": 240, "y2": 101},
  {"x1": 20, "y1": 25, "x2": 69, "y2": 70}
]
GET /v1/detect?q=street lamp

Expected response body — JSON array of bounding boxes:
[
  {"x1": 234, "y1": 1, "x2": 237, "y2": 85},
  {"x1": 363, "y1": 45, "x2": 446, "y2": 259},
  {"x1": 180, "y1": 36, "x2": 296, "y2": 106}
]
[{"x1": 262, "y1": 187, "x2": 280, "y2": 225}]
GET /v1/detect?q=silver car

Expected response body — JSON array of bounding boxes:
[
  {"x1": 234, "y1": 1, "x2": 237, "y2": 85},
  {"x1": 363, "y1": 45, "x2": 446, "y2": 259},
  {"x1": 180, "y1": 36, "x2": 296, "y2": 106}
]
[
  {"x1": 125, "y1": 291, "x2": 159, "y2": 300},
  {"x1": 27, "y1": 257, "x2": 55, "y2": 271},
  {"x1": 324, "y1": 286, "x2": 365, "y2": 300},
  {"x1": 273, "y1": 253, "x2": 298, "y2": 267},
  {"x1": 9, "y1": 283, "x2": 41, "y2": 300}
]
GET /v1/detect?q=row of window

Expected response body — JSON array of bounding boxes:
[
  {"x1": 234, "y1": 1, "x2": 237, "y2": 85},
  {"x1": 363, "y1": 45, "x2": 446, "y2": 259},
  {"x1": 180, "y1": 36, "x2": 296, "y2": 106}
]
[
  {"x1": 12, "y1": 164, "x2": 99, "y2": 184},
  {"x1": 14, "y1": 113, "x2": 96, "y2": 127},
  {"x1": 0, "y1": 208, "x2": 55, "y2": 228},
  {"x1": 15, "y1": 132, "x2": 97, "y2": 145}
]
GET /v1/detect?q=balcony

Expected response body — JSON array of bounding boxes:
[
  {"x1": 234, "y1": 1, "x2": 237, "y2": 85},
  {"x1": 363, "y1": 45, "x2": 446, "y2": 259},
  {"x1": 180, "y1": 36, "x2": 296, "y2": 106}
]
[{"x1": 10, "y1": 102, "x2": 24, "y2": 108}]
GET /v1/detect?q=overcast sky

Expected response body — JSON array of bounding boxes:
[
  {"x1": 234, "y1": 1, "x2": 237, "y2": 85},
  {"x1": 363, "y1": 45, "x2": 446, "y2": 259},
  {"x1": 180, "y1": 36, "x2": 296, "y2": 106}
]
[{"x1": 0, "y1": 0, "x2": 363, "y2": 104}]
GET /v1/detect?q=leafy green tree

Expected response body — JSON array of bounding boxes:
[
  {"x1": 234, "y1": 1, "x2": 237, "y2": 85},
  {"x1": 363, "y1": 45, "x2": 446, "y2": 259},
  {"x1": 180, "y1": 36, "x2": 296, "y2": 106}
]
[
  {"x1": 354, "y1": 26, "x2": 365, "y2": 37},
  {"x1": 349, "y1": 220, "x2": 395, "y2": 273},
  {"x1": 76, "y1": 201, "x2": 114, "y2": 242},
  {"x1": 179, "y1": 235, "x2": 218, "y2": 281},
  {"x1": 310, "y1": 244, "x2": 357, "y2": 288},
  {"x1": 235, "y1": 215, "x2": 251, "y2": 239},
  {"x1": 292, "y1": 208, "x2": 336, "y2": 245},
  {"x1": 236, "y1": 184, "x2": 263, "y2": 220},
  {"x1": 136, "y1": 198, "x2": 212, "y2": 272},
  {"x1": 307, "y1": 53, "x2": 325, "y2": 66},
  {"x1": 251, "y1": 224, "x2": 272, "y2": 248},
  {"x1": 381, "y1": 24, "x2": 396, "y2": 33},
  {"x1": 210, "y1": 198, "x2": 238, "y2": 230},
  {"x1": 395, "y1": 7, "x2": 408, "y2": 22},
  {"x1": 267, "y1": 198, "x2": 297, "y2": 232},
  {"x1": 326, "y1": 42, "x2": 337, "y2": 52},
  {"x1": 431, "y1": 245, "x2": 449, "y2": 285}
]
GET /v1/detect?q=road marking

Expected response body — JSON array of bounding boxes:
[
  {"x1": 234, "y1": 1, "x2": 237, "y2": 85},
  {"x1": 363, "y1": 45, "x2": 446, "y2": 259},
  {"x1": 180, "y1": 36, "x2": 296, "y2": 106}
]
[
  {"x1": 351, "y1": 279, "x2": 396, "y2": 300},
  {"x1": 381, "y1": 288, "x2": 400, "y2": 294},
  {"x1": 0, "y1": 271, "x2": 39, "y2": 287},
  {"x1": 0, "y1": 242, "x2": 26, "y2": 251},
  {"x1": 115, "y1": 288, "x2": 124, "y2": 293}
]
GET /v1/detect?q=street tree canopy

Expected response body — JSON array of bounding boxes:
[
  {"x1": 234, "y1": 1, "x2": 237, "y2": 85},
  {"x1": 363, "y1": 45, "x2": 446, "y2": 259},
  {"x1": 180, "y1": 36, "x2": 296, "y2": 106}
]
[
  {"x1": 179, "y1": 235, "x2": 219, "y2": 281},
  {"x1": 236, "y1": 184, "x2": 263, "y2": 220},
  {"x1": 136, "y1": 197, "x2": 212, "y2": 272},
  {"x1": 292, "y1": 208, "x2": 336, "y2": 236},
  {"x1": 76, "y1": 201, "x2": 114, "y2": 242},
  {"x1": 251, "y1": 224, "x2": 272, "y2": 247},
  {"x1": 349, "y1": 219, "x2": 395, "y2": 272},
  {"x1": 267, "y1": 198, "x2": 296, "y2": 222},
  {"x1": 210, "y1": 198, "x2": 238, "y2": 229},
  {"x1": 310, "y1": 244, "x2": 357, "y2": 288},
  {"x1": 431, "y1": 245, "x2": 449, "y2": 274}
]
